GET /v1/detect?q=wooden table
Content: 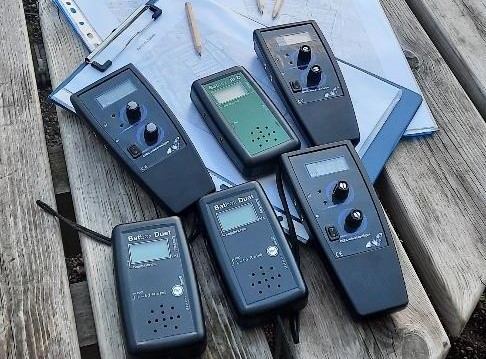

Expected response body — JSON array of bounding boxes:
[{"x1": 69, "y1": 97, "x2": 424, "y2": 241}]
[
  {"x1": 0, "y1": 0, "x2": 80, "y2": 358},
  {"x1": 2, "y1": 0, "x2": 486, "y2": 357}
]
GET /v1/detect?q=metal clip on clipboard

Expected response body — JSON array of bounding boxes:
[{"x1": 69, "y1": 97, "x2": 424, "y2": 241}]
[{"x1": 85, "y1": 1, "x2": 163, "y2": 72}]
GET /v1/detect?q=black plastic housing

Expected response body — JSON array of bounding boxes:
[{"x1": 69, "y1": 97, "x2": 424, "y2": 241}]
[
  {"x1": 71, "y1": 64, "x2": 215, "y2": 214},
  {"x1": 191, "y1": 66, "x2": 300, "y2": 178},
  {"x1": 254, "y1": 21, "x2": 360, "y2": 146},
  {"x1": 112, "y1": 217, "x2": 206, "y2": 358},
  {"x1": 280, "y1": 141, "x2": 408, "y2": 317},
  {"x1": 198, "y1": 182, "x2": 307, "y2": 327}
]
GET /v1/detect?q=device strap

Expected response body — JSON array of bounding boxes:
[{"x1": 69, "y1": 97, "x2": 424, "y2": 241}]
[
  {"x1": 274, "y1": 315, "x2": 285, "y2": 358},
  {"x1": 276, "y1": 170, "x2": 300, "y2": 264},
  {"x1": 186, "y1": 210, "x2": 201, "y2": 242},
  {"x1": 275, "y1": 169, "x2": 301, "y2": 345},
  {"x1": 36, "y1": 200, "x2": 112, "y2": 246}
]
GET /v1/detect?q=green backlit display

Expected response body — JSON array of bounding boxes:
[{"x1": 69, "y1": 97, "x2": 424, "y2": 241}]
[{"x1": 203, "y1": 72, "x2": 291, "y2": 156}]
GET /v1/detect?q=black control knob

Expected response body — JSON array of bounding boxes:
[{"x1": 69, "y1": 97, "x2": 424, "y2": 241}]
[
  {"x1": 126, "y1": 101, "x2": 141, "y2": 123},
  {"x1": 298, "y1": 45, "x2": 312, "y2": 65},
  {"x1": 345, "y1": 210, "x2": 363, "y2": 231},
  {"x1": 307, "y1": 64, "x2": 322, "y2": 87},
  {"x1": 332, "y1": 181, "x2": 350, "y2": 203},
  {"x1": 144, "y1": 122, "x2": 159, "y2": 144}
]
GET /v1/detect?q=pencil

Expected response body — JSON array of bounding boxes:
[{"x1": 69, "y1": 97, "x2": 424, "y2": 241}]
[
  {"x1": 185, "y1": 2, "x2": 203, "y2": 56},
  {"x1": 256, "y1": 0, "x2": 265, "y2": 14},
  {"x1": 273, "y1": 0, "x2": 283, "y2": 18}
]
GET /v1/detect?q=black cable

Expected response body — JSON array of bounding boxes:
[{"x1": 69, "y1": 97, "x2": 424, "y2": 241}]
[
  {"x1": 275, "y1": 169, "x2": 301, "y2": 344},
  {"x1": 274, "y1": 315, "x2": 285, "y2": 359},
  {"x1": 36, "y1": 200, "x2": 112, "y2": 246},
  {"x1": 186, "y1": 210, "x2": 201, "y2": 242},
  {"x1": 276, "y1": 169, "x2": 300, "y2": 265}
]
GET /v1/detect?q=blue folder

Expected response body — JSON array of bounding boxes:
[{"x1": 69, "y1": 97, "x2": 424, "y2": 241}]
[{"x1": 338, "y1": 60, "x2": 423, "y2": 182}]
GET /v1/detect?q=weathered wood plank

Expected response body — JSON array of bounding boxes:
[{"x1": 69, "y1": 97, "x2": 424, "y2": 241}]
[
  {"x1": 0, "y1": 0, "x2": 81, "y2": 358},
  {"x1": 378, "y1": 0, "x2": 486, "y2": 336},
  {"x1": 286, "y1": 216, "x2": 449, "y2": 359},
  {"x1": 48, "y1": 145, "x2": 70, "y2": 195},
  {"x1": 70, "y1": 281, "x2": 97, "y2": 348},
  {"x1": 405, "y1": 0, "x2": 486, "y2": 120},
  {"x1": 38, "y1": 1, "x2": 272, "y2": 358}
]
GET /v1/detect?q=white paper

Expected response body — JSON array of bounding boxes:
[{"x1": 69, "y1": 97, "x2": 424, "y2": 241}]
[
  {"x1": 55, "y1": 0, "x2": 436, "y2": 134},
  {"x1": 51, "y1": 0, "x2": 405, "y2": 241},
  {"x1": 220, "y1": 0, "x2": 437, "y2": 135}
]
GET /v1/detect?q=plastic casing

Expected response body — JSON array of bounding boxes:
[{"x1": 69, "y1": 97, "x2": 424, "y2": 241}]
[
  {"x1": 112, "y1": 217, "x2": 206, "y2": 358},
  {"x1": 198, "y1": 181, "x2": 308, "y2": 327},
  {"x1": 71, "y1": 64, "x2": 215, "y2": 214},
  {"x1": 254, "y1": 21, "x2": 360, "y2": 146},
  {"x1": 191, "y1": 66, "x2": 300, "y2": 178},
  {"x1": 281, "y1": 141, "x2": 408, "y2": 317}
]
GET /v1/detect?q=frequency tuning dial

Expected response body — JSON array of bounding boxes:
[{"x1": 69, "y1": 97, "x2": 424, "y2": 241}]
[
  {"x1": 298, "y1": 45, "x2": 312, "y2": 65},
  {"x1": 126, "y1": 101, "x2": 141, "y2": 123},
  {"x1": 307, "y1": 65, "x2": 322, "y2": 87},
  {"x1": 332, "y1": 181, "x2": 349, "y2": 203},
  {"x1": 345, "y1": 209, "x2": 363, "y2": 231},
  {"x1": 144, "y1": 122, "x2": 159, "y2": 144}
]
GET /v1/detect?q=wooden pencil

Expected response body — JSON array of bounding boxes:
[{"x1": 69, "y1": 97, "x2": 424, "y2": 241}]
[
  {"x1": 256, "y1": 0, "x2": 265, "y2": 14},
  {"x1": 273, "y1": 0, "x2": 283, "y2": 18},
  {"x1": 185, "y1": 2, "x2": 203, "y2": 56}
]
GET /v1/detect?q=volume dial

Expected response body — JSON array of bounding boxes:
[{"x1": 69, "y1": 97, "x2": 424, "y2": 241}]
[
  {"x1": 345, "y1": 210, "x2": 363, "y2": 231},
  {"x1": 126, "y1": 101, "x2": 141, "y2": 123},
  {"x1": 307, "y1": 65, "x2": 322, "y2": 87},
  {"x1": 298, "y1": 45, "x2": 312, "y2": 65},
  {"x1": 332, "y1": 181, "x2": 349, "y2": 203},
  {"x1": 144, "y1": 122, "x2": 159, "y2": 144}
]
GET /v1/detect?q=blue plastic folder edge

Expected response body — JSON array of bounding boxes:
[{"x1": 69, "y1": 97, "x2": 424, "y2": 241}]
[{"x1": 338, "y1": 60, "x2": 423, "y2": 182}]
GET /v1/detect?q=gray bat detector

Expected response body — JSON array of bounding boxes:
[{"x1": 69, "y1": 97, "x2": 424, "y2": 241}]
[
  {"x1": 112, "y1": 217, "x2": 206, "y2": 358},
  {"x1": 70, "y1": 64, "x2": 215, "y2": 214},
  {"x1": 198, "y1": 181, "x2": 308, "y2": 327},
  {"x1": 280, "y1": 141, "x2": 408, "y2": 317},
  {"x1": 254, "y1": 21, "x2": 360, "y2": 146}
]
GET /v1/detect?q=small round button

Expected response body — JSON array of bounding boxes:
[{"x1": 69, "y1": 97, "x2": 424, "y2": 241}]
[
  {"x1": 267, "y1": 246, "x2": 279, "y2": 257},
  {"x1": 307, "y1": 64, "x2": 322, "y2": 87},
  {"x1": 345, "y1": 209, "x2": 363, "y2": 231},
  {"x1": 144, "y1": 122, "x2": 159, "y2": 144},
  {"x1": 172, "y1": 285, "x2": 184, "y2": 297},
  {"x1": 332, "y1": 181, "x2": 350, "y2": 203},
  {"x1": 126, "y1": 101, "x2": 141, "y2": 123},
  {"x1": 298, "y1": 45, "x2": 312, "y2": 65}
]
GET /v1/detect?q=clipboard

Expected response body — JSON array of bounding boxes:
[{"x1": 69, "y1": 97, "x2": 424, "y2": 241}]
[
  {"x1": 50, "y1": 0, "x2": 421, "y2": 241},
  {"x1": 52, "y1": 0, "x2": 144, "y2": 51}
]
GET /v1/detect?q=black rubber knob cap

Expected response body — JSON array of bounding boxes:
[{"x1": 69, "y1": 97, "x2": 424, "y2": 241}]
[
  {"x1": 345, "y1": 209, "x2": 363, "y2": 231},
  {"x1": 144, "y1": 122, "x2": 159, "y2": 143},
  {"x1": 332, "y1": 181, "x2": 350, "y2": 203},
  {"x1": 126, "y1": 101, "x2": 141, "y2": 123},
  {"x1": 298, "y1": 45, "x2": 312, "y2": 65},
  {"x1": 307, "y1": 64, "x2": 322, "y2": 87}
]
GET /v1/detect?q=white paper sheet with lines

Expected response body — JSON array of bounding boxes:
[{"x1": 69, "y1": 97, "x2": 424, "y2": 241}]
[
  {"x1": 223, "y1": 0, "x2": 436, "y2": 135},
  {"x1": 50, "y1": 0, "x2": 403, "y2": 240},
  {"x1": 54, "y1": 0, "x2": 435, "y2": 135}
]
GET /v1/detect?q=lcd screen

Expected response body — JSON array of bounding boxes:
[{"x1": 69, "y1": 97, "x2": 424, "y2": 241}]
[
  {"x1": 129, "y1": 239, "x2": 170, "y2": 264},
  {"x1": 213, "y1": 82, "x2": 248, "y2": 104},
  {"x1": 306, "y1": 156, "x2": 349, "y2": 178},
  {"x1": 217, "y1": 203, "x2": 258, "y2": 231},
  {"x1": 96, "y1": 80, "x2": 137, "y2": 108},
  {"x1": 277, "y1": 32, "x2": 312, "y2": 46}
]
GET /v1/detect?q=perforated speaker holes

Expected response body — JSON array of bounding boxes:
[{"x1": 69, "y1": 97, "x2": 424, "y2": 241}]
[
  {"x1": 147, "y1": 303, "x2": 182, "y2": 333},
  {"x1": 251, "y1": 126, "x2": 279, "y2": 147},
  {"x1": 250, "y1": 265, "x2": 282, "y2": 294}
]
